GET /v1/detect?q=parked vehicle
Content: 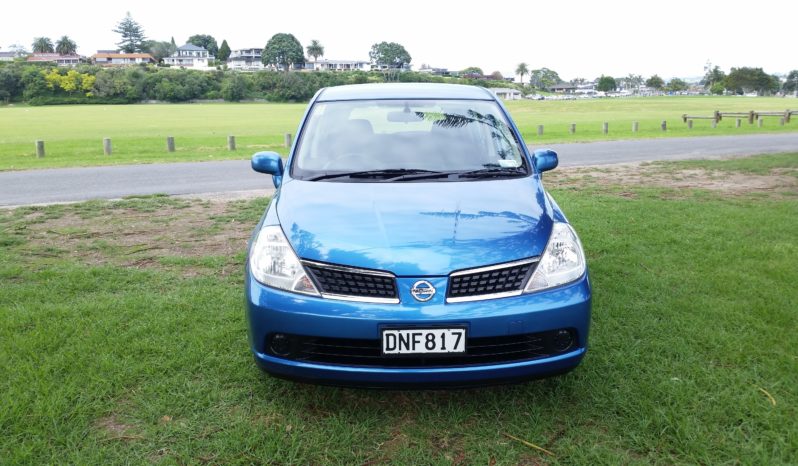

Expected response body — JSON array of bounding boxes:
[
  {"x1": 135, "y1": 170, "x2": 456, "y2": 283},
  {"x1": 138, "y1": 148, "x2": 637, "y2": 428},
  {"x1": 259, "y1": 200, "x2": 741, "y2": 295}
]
[{"x1": 246, "y1": 83, "x2": 591, "y2": 387}]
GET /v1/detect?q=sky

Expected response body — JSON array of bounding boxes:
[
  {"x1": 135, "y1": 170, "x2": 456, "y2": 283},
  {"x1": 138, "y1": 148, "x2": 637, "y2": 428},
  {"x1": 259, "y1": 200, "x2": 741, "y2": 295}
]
[{"x1": 2, "y1": 0, "x2": 796, "y2": 81}]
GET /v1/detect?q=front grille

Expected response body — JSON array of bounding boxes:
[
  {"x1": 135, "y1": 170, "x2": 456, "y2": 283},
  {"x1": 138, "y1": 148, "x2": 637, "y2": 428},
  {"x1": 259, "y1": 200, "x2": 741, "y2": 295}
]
[
  {"x1": 303, "y1": 261, "x2": 398, "y2": 300},
  {"x1": 265, "y1": 329, "x2": 575, "y2": 368},
  {"x1": 448, "y1": 259, "x2": 537, "y2": 300}
]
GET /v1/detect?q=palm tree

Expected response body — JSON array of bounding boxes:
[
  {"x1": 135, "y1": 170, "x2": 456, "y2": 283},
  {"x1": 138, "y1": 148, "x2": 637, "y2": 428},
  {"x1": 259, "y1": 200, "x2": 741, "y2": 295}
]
[
  {"x1": 306, "y1": 40, "x2": 324, "y2": 62},
  {"x1": 55, "y1": 36, "x2": 77, "y2": 55},
  {"x1": 516, "y1": 62, "x2": 529, "y2": 85},
  {"x1": 32, "y1": 37, "x2": 54, "y2": 53}
]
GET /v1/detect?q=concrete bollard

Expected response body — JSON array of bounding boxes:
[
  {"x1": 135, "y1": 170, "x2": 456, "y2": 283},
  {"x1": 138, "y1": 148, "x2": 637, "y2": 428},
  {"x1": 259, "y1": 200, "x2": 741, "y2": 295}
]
[
  {"x1": 103, "y1": 138, "x2": 112, "y2": 156},
  {"x1": 228, "y1": 135, "x2": 236, "y2": 151},
  {"x1": 166, "y1": 136, "x2": 175, "y2": 152},
  {"x1": 711, "y1": 120, "x2": 717, "y2": 129},
  {"x1": 35, "y1": 140, "x2": 45, "y2": 158},
  {"x1": 284, "y1": 133, "x2": 292, "y2": 148},
  {"x1": 736, "y1": 119, "x2": 741, "y2": 128},
  {"x1": 569, "y1": 123, "x2": 576, "y2": 134},
  {"x1": 632, "y1": 121, "x2": 639, "y2": 133},
  {"x1": 687, "y1": 120, "x2": 693, "y2": 130},
  {"x1": 661, "y1": 120, "x2": 667, "y2": 132},
  {"x1": 758, "y1": 118, "x2": 763, "y2": 128},
  {"x1": 602, "y1": 122, "x2": 608, "y2": 134},
  {"x1": 537, "y1": 125, "x2": 544, "y2": 136}
]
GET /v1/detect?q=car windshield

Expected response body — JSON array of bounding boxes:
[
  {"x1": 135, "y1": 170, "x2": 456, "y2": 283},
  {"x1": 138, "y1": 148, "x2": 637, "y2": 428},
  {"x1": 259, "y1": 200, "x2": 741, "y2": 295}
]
[{"x1": 291, "y1": 99, "x2": 529, "y2": 182}]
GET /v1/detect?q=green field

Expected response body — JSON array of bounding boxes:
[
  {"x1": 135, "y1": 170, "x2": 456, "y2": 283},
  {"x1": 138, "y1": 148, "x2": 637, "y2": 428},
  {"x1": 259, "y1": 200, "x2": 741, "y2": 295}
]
[
  {"x1": 1, "y1": 154, "x2": 796, "y2": 464},
  {"x1": 0, "y1": 96, "x2": 796, "y2": 171}
]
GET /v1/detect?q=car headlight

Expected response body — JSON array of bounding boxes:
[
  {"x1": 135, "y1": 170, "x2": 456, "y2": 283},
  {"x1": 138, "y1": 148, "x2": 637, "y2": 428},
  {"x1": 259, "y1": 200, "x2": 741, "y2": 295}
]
[
  {"x1": 525, "y1": 222, "x2": 586, "y2": 293},
  {"x1": 249, "y1": 225, "x2": 320, "y2": 296}
]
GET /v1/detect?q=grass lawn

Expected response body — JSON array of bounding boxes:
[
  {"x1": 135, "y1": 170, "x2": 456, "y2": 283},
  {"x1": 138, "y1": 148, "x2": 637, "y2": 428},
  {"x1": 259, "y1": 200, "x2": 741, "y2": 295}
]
[
  {"x1": 1, "y1": 154, "x2": 796, "y2": 464},
  {"x1": 0, "y1": 96, "x2": 796, "y2": 171}
]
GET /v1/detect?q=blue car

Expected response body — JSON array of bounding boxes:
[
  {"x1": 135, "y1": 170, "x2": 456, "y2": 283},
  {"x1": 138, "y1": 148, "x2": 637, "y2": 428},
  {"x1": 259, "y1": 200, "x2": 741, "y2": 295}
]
[{"x1": 246, "y1": 83, "x2": 591, "y2": 387}]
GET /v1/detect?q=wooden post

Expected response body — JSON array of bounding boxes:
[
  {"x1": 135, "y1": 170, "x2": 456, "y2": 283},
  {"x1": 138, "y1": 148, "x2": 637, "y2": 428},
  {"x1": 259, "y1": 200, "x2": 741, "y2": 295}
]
[
  {"x1": 661, "y1": 120, "x2": 667, "y2": 132},
  {"x1": 284, "y1": 133, "x2": 292, "y2": 148},
  {"x1": 632, "y1": 121, "x2": 639, "y2": 132},
  {"x1": 748, "y1": 111, "x2": 755, "y2": 124},
  {"x1": 736, "y1": 119, "x2": 741, "y2": 128},
  {"x1": 569, "y1": 123, "x2": 576, "y2": 134},
  {"x1": 35, "y1": 140, "x2": 45, "y2": 158},
  {"x1": 537, "y1": 125, "x2": 544, "y2": 136},
  {"x1": 166, "y1": 136, "x2": 175, "y2": 152},
  {"x1": 757, "y1": 118, "x2": 763, "y2": 128},
  {"x1": 780, "y1": 117, "x2": 785, "y2": 126},
  {"x1": 103, "y1": 138, "x2": 112, "y2": 156},
  {"x1": 227, "y1": 135, "x2": 236, "y2": 151},
  {"x1": 687, "y1": 120, "x2": 693, "y2": 129},
  {"x1": 785, "y1": 110, "x2": 791, "y2": 123},
  {"x1": 602, "y1": 122, "x2": 608, "y2": 134},
  {"x1": 714, "y1": 110, "x2": 721, "y2": 122},
  {"x1": 711, "y1": 120, "x2": 717, "y2": 129},
  {"x1": 682, "y1": 114, "x2": 688, "y2": 123}
]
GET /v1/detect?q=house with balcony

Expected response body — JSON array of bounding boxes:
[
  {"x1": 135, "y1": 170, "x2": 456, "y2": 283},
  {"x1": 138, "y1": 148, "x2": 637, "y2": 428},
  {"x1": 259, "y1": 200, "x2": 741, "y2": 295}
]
[
  {"x1": 306, "y1": 59, "x2": 370, "y2": 72},
  {"x1": 0, "y1": 51, "x2": 17, "y2": 62},
  {"x1": 26, "y1": 53, "x2": 82, "y2": 67},
  {"x1": 92, "y1": 52, "x2": 155, "y2": 66},
  {"x1": 228, "y1": 48, "x2": 265, "y2": 71},
  {"x1": 163, "y1": 44, "x2": 213, "y2": 69}
]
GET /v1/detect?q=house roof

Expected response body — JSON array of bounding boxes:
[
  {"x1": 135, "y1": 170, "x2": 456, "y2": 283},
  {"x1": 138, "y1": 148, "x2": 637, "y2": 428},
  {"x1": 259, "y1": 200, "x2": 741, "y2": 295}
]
[
  {"x1": 93, "y1": 53, "x2": 154, "y2": 59},
  {"x1": 488, "y1": 88, "x2": 521, "y2": 94},
  {"x1": 317, "y1": 83, "x2": 495, "y2": 102},
  {"x1": 0, "y1": 52, "x2": 16, "y2": 58},
  {"x1": 178, "y1": 43, "x2": 207, "y2": 51},
  {"x1": 27, "y1": 53, "x2": 81, "y2": 62}
]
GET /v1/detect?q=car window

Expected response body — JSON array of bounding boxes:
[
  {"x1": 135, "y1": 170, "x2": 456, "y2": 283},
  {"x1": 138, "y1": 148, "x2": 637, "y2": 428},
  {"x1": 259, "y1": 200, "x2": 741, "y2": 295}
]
[{"x1": 291, "y1": 99, "x2": 528, "y2": 180}]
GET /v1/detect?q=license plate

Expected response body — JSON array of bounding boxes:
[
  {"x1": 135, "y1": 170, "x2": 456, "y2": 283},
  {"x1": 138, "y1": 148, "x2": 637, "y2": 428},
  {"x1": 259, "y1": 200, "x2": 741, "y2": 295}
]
[{"x1": 382, "y1": 328, "x2": 466, "y2": 355}]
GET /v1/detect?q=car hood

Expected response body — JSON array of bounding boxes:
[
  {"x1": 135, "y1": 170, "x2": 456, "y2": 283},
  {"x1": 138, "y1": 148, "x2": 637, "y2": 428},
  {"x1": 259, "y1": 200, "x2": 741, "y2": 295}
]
[{"x1": 276, "y1": 177, "x2": 553, "y2": 276}]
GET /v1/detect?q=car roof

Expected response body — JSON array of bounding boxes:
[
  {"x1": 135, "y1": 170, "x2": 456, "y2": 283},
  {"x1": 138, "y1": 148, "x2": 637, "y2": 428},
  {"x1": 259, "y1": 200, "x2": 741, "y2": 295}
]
[{"x1": 316, "y1": 83, "x2": 496, "y2": 102}]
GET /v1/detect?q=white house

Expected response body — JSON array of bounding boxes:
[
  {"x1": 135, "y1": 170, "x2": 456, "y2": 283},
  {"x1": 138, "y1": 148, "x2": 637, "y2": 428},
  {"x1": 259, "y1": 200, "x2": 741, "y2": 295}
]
[
  {"x1": 92, "y1": 52, "x2": 155, "y2": 66},
  {"x1": 0, "y1": 51, "x2": 16, "y2": 62},
  {"x1": 164, "y1": 44, "x2": 213, "y2": 69},
  {"x1": 488, "y1": 88, "x2": 522, "y2": 100},
  {"x1": 307, "y1": 59, "x2": 370, "y2": 72},
  {"x1": 26, "y1": 53, "x2": 82, "y2": 67},
  {"x1": 228, "y1": 48, "x2": 265, "y2": 71}
]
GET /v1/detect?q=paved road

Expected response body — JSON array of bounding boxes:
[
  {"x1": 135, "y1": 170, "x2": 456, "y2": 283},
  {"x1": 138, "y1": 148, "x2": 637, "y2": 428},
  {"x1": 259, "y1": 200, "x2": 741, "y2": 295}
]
[{"x1": 1, "y1": 133, "x2": 797, "y2": 207}]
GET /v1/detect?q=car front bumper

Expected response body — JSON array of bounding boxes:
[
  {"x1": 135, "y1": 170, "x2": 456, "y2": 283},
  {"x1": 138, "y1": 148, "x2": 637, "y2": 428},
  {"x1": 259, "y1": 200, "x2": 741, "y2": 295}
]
[{"x1": 245, "y1": 273, "x2": 591, "y2": 387}]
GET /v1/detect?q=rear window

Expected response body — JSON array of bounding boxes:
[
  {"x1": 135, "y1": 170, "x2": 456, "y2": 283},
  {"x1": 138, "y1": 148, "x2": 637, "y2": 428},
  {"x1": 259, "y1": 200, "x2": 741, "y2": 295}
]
[{"x1": 291, "y1": 99, "x2": 528, "y2": 180}]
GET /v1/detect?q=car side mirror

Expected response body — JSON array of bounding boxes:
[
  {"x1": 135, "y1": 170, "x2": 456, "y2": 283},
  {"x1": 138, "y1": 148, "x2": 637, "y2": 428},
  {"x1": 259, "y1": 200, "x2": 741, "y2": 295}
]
[
  {"x1": 251, "y1": 151, "x2": 284, "y2": 188},
  {"x1": 532, "y1": 149, "x2": 558, "y2": 173}
]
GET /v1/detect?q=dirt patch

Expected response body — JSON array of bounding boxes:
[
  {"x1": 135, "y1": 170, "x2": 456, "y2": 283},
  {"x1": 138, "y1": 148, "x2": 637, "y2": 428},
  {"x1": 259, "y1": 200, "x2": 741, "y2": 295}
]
[
  {"x1": 19, "y1": 198, "x2": 257, "y2": 276},
  {"x1": 545, "y1": 163, "x2": 797, "y2": 197},
  {"x1": 95, "y1": 415, "x2": 140, "y2": 440}
]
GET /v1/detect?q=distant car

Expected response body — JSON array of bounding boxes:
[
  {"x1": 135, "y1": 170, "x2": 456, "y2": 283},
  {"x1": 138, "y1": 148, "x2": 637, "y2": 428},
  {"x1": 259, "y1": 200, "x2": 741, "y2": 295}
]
[{"x1": 246, "y1": 83, "x2": 591, "y2": 387}]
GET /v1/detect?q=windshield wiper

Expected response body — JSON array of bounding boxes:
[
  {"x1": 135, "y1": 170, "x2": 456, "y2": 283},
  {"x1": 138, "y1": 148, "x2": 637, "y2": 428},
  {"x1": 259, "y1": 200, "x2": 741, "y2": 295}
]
[
  {"x1": 457, "y1": 167, "x2": 527, "y2": 179},
  {"x1": 308, "y1": 169, "x2": 441, "y2": 181}
]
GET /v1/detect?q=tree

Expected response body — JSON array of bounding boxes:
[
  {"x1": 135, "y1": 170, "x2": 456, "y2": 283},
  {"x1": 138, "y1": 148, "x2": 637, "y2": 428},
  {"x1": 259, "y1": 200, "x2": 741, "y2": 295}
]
[
  {"x1": 8, "y1": 43, "x2": 29, "y2": 57},
  {"x1": 217, "y1": 40, "x2": 231, "y2": 62},
  {"x1": 488, "y1": 71, "x2": 503, "y2": 80},
  {"x1": 596, "y1": 75, "x2": 616, "y2": 92},
  {"x1": 645, "y1": 74, "x2": 664, "y2": 90},
  {"x1": 701, "y1": 65, "x2": 726, "y2": 90},
  {"x1": 369, "y1": 42, "x2": 411, "y2": 69},
  {"x1": 724, "y1": 67, "x2": 780, "y2": 95},
  {"x1": 262, "y1": 33, "x2": 305, "y2": 71},
  {"x1": 306, "y1": 40, "x2": 324, "y2": 62},
  {"x1": 460, "y1": 66, "x2": 483, "y2": 77},
  {"x1": 783, "y1": 70, "x2": 798, "y2": 94},
  {"x1": 221, "y1": 72, "x2": 249, "y2": 101},
  {"x1": 666, "y1": 78, "x2": 688, "y2": 92},
  {"x1": 187, "y1": 34, "x2": 218, "y2": 57},
  {"x1": 515, "y1": 62, "x2": 529, "y2": 84},
  {"x1": 55, "y1": 36, "x2": 77, "y2": 55},
  {"x1": 32, "y1": 37, "x2": 54, "y2": 53},
  {"x1": 529, "y1": 68, "x2": 562, "y2": 89},
  {"x1": 113, "y1": 12, "x2": 147, "y2": 53},
  {"x1": 143, "y1": 40, "x2": 176, "y2": 62}
]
